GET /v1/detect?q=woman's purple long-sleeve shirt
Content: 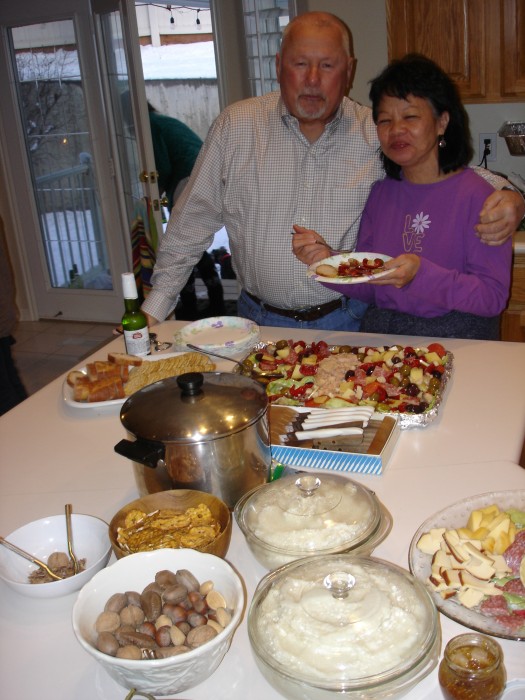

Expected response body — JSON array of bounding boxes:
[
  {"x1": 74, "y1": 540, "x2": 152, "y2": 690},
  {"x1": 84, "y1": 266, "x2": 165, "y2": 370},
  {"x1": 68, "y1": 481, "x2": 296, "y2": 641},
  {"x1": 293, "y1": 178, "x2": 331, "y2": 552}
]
[{"x1": 349, "y1": 168, "x2": 512, "y2": 317}]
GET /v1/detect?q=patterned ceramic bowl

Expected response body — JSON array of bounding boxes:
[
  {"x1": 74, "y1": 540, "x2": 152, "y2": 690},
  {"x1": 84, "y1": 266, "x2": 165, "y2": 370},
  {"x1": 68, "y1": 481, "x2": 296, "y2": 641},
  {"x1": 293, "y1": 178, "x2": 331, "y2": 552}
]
[
  {"x1": 173, "y1": 315, "x2": 260, "y2": 358},
  {"x1": 72, "y1": 548, "x2": 244, "y2": 695}
]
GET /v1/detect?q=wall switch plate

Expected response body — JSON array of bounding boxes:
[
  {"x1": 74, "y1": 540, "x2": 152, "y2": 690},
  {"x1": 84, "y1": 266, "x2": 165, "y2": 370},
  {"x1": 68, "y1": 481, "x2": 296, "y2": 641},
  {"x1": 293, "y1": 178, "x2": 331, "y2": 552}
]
[{"x1": 479, "y1": 133, "x2": 497, "y2": 162}]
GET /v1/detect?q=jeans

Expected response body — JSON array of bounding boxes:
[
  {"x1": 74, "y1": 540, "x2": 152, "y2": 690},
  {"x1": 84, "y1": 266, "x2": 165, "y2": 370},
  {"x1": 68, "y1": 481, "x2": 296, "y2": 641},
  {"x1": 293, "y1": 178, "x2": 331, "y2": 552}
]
[{"x1": 237, "y1": 290, "x2": 367, "y2": 332}]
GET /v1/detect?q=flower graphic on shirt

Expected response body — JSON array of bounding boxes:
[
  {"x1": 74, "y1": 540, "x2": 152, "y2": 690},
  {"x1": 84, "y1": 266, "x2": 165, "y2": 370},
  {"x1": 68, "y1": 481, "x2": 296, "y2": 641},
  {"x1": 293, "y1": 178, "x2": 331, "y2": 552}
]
[{"x1": 411, "y1": 212, "x2": 431, "y2": 234}]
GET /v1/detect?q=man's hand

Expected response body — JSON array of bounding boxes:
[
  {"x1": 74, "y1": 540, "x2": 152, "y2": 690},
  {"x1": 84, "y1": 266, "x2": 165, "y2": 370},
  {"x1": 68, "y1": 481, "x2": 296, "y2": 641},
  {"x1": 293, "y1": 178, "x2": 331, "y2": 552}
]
[
  {"x1": 476, "y1": 189, "x2": 524, "y2": 246},
  {"x1": 371, "y1": 254, "x2": 420, "y2": 288},
  {"x1": 291, "y1": 224, "x2": 331, "y2": 265}
]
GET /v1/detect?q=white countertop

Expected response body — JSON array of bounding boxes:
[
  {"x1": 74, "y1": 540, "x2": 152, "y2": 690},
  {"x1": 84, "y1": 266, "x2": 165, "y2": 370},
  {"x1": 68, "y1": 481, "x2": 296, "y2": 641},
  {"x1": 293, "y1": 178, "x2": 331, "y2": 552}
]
[{"x1": 1, "y1": 322, "x2": 524, "y2": 699}]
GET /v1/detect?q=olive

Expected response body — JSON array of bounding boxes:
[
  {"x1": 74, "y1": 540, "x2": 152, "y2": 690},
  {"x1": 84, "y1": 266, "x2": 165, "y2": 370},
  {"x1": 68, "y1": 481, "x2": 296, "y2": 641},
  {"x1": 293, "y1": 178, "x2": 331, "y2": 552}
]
[
  {"x1": 404, "y1": 383, "x2": 420, "y2": 397},
  {"x1": 390, "y1": 376, "x2": 401, "y2": 388},
  {"x1": 365, "y1": 366, "x2": 375, "y2": 376},
  {"x1": 407, "y1": 402, "x2": 428, "y2": 414},
  {"x1": 275, "y1": 339, "x2": 288, "y2": 350},
  {"x1": 428, "y1": 377, "x2": 440, "y2": 394},
  {"x1": 357, "y1": 352, "x2": 366, "y2": 362},
  {"x1": 344, "y1": 369, "x2": 355, "y2": 380},
  {"x1": 241, "y1": 359, "x2": 254, "y2": 373},
  {"x1": 254, "y1": 352, "x2": 264, "y2": 362},
  {"x1": 399, "y1": 364, "x2": 411, "y2": 377},
  {"x1": 391, "y1": 355, "x2": 402, "y2": 365},
  {"x1": 338, "y1": 345, "x2": 352, "y2": 354},
  {"x1": 400, "y1": 376, "x2": 410, "y2": 388},
  {"x1": 431, "y1": 369, "x2": 443, "y2": 380}
]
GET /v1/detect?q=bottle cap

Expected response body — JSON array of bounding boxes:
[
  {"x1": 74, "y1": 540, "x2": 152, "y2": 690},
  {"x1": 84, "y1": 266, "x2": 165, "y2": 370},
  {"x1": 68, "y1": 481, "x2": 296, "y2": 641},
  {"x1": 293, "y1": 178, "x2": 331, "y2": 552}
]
[{"x1": 122, "y1": 272, "x2": 138, "y2": 300}]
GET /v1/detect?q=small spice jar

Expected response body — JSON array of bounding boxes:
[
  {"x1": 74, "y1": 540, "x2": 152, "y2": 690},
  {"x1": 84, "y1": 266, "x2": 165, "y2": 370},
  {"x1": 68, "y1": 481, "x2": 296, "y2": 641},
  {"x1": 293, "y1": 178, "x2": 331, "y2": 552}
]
[{"x1": 438, "y1": 633, "x2": 506, "y2": 700}]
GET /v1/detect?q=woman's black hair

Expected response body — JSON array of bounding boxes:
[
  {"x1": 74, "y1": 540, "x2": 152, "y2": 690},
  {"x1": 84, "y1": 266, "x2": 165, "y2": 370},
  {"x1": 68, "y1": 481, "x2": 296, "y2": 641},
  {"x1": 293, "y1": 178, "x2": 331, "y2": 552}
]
[{"x1": 369, "y1": 53, "x2": 473, "y2": 180}]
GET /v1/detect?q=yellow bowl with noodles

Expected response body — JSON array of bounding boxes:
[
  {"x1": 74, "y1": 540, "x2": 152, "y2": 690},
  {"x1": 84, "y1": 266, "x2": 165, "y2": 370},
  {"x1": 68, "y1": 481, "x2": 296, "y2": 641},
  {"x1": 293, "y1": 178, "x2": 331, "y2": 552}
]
[{"x1": 109, "y1": 490, "x2": 232, "y2": 560}]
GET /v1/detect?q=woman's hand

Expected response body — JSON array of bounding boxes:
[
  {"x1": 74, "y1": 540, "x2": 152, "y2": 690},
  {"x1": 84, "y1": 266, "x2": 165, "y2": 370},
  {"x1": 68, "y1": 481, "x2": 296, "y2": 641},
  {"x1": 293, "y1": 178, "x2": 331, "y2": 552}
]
[
  {"x1": 291, "y1": 224, "x2": 331, "y2": 265},
  {"x1": 476, "y1": 189, "x2": 525, "y2": 245},
  {"x1": 371, "y1": 254, "x2": 420, "y2": 288}
]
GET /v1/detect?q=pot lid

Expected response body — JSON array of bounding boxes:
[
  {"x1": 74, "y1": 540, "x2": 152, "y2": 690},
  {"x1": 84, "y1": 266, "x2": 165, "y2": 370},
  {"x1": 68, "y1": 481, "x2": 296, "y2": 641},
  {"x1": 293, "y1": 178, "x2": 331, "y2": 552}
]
[
  {"x1": 235, "y1": 473, "x2": 381, "y2": 555},
  {"x1": 248, "y1": 554, "x2": 439, "y2": 689},
  {"x1": 119, "y1": 371, "x2": 268, "y2": 443}
]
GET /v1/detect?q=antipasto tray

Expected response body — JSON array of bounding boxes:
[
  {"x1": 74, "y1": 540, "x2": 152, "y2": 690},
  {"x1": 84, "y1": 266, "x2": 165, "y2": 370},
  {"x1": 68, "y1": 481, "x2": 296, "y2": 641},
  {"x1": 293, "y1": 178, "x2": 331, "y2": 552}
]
[
  {"x1": 237, "y1": 339, "x2": 453, "y2": 429},
  {"x1": 409, "y1": 490, "x2": 525, "y2": 641}
]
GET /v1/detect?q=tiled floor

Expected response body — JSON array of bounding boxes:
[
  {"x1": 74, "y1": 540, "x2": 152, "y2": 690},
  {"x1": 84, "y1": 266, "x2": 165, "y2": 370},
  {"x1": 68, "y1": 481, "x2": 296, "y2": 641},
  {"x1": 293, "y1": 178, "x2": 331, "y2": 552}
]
[{"x1": 12, "y1": 320, "x2": 116, "y2": 396}]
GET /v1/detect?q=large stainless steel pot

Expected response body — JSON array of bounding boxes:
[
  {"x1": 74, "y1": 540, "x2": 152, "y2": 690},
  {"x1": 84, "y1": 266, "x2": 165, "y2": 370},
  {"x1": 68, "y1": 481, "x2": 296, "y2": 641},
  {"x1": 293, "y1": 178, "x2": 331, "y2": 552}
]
[{"x1": 114, "y1": 371, "x2": 271, "y2": 508}]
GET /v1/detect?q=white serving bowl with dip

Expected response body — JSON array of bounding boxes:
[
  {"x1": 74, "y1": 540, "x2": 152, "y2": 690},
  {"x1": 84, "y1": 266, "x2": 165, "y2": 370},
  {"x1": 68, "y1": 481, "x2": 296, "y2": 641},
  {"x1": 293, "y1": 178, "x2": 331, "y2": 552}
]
[{"x1": 173, "y1": 315, "x2": 259, "y2": 358}]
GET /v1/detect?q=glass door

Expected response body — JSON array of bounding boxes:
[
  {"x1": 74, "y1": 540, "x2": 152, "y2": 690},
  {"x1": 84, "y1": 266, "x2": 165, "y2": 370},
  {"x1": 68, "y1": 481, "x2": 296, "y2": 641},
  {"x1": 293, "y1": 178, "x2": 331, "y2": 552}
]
[{"x1": 0, "y1": 0, "x2": 148, "y2": 322}]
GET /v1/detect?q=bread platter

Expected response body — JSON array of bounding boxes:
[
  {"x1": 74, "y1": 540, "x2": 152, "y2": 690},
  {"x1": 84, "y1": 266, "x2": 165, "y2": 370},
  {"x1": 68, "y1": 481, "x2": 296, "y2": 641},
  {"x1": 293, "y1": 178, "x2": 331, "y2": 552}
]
[{"x1": 62, "y1": 351, "x2": 220, "y2": 411}]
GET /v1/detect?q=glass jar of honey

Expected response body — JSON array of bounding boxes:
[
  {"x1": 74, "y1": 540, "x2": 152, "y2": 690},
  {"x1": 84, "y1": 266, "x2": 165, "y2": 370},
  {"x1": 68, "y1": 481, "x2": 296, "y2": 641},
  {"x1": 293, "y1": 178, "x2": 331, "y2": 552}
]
[{"x1": 438, "y1": 633, "x2": 506, "y2": 700}]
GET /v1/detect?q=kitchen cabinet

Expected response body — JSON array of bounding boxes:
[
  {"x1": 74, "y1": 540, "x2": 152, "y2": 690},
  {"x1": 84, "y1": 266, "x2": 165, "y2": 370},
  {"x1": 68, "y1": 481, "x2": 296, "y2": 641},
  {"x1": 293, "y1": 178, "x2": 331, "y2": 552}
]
[
  {"x1": 501, "y1": 232, "x2": 525, "y2": 342},
  {"x1": 386, "y1": 0, "x2": 525, "y2": 103}
]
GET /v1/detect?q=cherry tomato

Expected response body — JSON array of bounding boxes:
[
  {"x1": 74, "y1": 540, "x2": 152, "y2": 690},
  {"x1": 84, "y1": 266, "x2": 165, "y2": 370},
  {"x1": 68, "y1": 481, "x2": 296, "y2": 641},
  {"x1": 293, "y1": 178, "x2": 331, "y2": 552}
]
[{"x1": 427, "y1": 342, "x2": 446, "y2": 358}]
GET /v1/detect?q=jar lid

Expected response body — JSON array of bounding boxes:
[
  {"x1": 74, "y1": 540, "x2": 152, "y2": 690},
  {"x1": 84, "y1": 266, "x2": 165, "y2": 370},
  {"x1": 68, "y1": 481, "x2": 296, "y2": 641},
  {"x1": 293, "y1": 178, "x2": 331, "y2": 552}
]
[
  {"x1": 119, "y1": 371, "x2": 268, "y2": 443},
  {"x1": 235, "y1": 472, "x2": 381, "y2": 556},
  {"x1": 248, "y1": 554, "x2": 439, "y2": 692}
]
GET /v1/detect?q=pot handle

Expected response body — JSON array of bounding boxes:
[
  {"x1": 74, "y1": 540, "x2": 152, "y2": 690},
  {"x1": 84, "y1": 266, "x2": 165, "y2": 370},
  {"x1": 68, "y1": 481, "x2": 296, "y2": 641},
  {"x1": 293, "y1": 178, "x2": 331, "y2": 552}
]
[{"x1": 114, "y1": 439, "x2": 165, "y2": 469}]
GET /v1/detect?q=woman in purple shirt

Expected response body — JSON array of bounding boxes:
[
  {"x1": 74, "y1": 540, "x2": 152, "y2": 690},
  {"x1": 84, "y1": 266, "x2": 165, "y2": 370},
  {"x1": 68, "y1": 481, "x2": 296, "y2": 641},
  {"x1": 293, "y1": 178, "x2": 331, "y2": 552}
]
[{"x1": 293, "y1": 54, "x2": 512, "y2": 340}]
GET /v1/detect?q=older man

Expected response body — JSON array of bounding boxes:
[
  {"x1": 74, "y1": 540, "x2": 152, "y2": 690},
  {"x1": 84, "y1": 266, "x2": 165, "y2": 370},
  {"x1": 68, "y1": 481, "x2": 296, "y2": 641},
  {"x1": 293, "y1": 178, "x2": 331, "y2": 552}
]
[{"x1": 143, "y1": 11, "x2": 524, "y2": 331}]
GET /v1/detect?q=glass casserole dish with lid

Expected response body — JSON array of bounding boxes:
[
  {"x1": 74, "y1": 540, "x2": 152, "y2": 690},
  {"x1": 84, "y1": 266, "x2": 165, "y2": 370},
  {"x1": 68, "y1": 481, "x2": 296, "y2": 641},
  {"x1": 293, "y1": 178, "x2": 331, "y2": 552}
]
[
  {"x1": 248, "y1": 554, "x2": 441, "y2": 699},
  {"x1": 234, "y1": 472, "x2": 391, "y2": 570}
]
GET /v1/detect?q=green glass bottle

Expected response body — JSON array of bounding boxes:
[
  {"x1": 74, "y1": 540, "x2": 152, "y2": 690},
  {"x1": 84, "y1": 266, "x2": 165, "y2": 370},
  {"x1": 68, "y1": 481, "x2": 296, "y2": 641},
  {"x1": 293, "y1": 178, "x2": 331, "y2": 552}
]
[{"x1": 121, "y1": 273, "x2": 150, "y2": 357}]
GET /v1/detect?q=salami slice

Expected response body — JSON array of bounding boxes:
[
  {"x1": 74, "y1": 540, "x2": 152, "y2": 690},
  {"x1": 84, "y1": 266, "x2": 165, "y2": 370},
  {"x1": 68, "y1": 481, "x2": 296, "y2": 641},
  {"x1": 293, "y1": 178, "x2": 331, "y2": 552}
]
[
  {"x1": 504, "y1": 529, "x2": 525, "y2": 574},
  {"x1": 501, "y1": 578, "x2": 525, "y2": 597},
  {"x1": 480, "y1": 595, "x2": 509, "y2": 617}
]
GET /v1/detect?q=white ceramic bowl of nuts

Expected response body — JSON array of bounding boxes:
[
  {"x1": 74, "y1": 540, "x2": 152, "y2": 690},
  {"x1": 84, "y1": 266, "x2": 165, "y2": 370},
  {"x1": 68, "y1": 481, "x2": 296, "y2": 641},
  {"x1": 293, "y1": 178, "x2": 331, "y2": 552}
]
[
  {"x1": 72, "y1": 548, "x2": 245, "y2": 696},
  {"x1": 0, "y1": 513, "x2": 111, "y2": 598}
]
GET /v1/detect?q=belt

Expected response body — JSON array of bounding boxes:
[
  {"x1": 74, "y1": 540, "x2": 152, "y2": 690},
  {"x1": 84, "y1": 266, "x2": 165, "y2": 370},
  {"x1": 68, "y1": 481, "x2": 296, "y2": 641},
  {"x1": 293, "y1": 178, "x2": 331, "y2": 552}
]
[{"x1": 244, "y1": 291, "x2": 342, "y2": 322}]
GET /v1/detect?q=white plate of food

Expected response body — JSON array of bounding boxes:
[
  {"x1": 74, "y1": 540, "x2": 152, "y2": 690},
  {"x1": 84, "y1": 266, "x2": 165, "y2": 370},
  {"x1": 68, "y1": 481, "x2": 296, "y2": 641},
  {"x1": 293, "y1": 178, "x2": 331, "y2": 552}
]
[
  {"x1": 409, "y1": 490, "x2": 525, "y2": 641},
  {"x1": 62, "y1": 351, "x2": 217, "y2": 410},
  {"x1": 307, "y1": 252, "x2": 392, "y2": 290}
]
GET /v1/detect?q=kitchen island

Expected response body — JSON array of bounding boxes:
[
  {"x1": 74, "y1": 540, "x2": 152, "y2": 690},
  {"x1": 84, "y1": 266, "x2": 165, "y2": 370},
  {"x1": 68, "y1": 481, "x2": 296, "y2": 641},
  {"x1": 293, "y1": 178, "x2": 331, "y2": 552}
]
[{"x1": 1, "y1": 322, "x2": 524, "y2": 699}]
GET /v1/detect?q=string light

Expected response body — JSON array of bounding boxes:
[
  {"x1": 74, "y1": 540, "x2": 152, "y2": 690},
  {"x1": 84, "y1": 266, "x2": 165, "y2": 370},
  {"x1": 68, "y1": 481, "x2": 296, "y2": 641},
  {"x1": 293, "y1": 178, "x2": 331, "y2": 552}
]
[{"x1": 196, "y1": 9, "x2": 201, "y2": 28}]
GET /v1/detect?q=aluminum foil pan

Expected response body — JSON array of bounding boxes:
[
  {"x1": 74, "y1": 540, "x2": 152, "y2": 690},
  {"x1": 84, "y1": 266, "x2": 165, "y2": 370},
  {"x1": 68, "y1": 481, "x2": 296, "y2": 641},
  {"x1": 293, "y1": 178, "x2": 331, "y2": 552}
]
[{"x1": 235, "y1": 341, "x2": 453, "y2": 430}]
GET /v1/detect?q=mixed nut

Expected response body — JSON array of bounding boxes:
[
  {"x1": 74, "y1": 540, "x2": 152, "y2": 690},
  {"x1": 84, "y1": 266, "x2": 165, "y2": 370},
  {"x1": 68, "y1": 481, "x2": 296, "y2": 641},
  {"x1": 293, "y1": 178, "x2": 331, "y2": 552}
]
[{"x1": 94, "y1": 568, "x2": 232, "y2": 660}]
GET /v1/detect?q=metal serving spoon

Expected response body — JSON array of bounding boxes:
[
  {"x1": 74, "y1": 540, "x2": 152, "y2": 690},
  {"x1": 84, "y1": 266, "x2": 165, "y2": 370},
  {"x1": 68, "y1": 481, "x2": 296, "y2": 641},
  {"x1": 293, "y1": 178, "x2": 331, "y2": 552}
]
[
  {"x1": 65, "y1": 503, "x2": 80, "y2": 575},
  {"x1": 0, "y1": 536, "x2": 63, "y2": 581},
  {"x1": 186, "y1": 343, "x2": 284, "y2": 379}
]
